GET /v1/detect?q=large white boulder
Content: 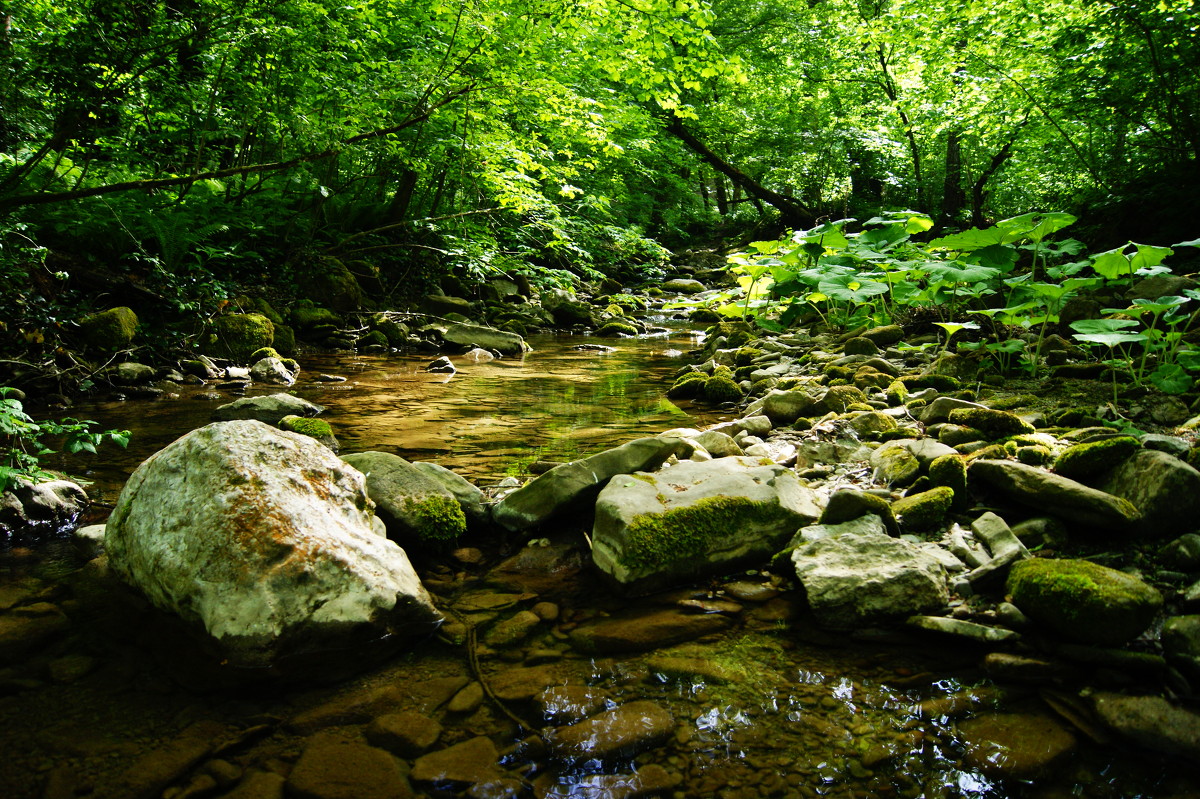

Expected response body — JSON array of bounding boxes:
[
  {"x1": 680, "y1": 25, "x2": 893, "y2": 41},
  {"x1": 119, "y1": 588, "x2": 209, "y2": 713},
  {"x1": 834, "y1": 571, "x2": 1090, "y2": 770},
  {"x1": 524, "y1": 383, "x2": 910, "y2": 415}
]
[
  {"x1": 105, "y1": 420, "x2": 441, "y2": 669},
  {"x1": 592, "y1": 456, "x2": 824, "y2": 594}
]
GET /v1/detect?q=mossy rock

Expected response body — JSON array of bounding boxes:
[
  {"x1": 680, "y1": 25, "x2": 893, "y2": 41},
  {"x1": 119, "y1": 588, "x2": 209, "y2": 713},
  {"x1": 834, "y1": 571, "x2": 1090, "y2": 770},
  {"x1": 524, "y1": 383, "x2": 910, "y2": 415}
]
[
  {"x1": 947, "y1": 407, "x2": 1035, "y2": 437},
  {"x1": 358, "y1": 330, "x2": 390, "y2": 350},
  {"x1": 734, "y1": 365, "x2": 758, "y2": 381},
  {"x1": 1051, "y1": 407, "x2": 1105, "y2": 427},
  {"x1": 272, "y1": 324, "x2": 297, "y2": 356},
  {"x1": 208, "y1": 313, "x2": 275, "y2": 362},
  {"x1": 250, "y1": 347, "x2": 282, "y2": 362},
  {"x1": 961, "y1": 443, "x2": 1011, "y2": 460},
  {"x1": 848, "y1": 411, "x2": 898, "y2": 439},
  {"x1": 899, "y1": 374, "x2": 961, "y2": 392},
  {"x1": 691, "y1": 307, "x2": 721, "y2": 323},
  {"x1": 854, "y1": 369, "x2": 893, "y2": 391},
  {"x1": 705, "y1": 321, "x2": 754, "y2": 349},
  {"x1": 371, "y1": 315, "x2": 409, "y2": 346},
  {"x1": 734, "y1": 347, "x2": 763, "y2": 367},
  {"x1": 299, "y1": 257, "x2": 363, "y2": 312},
  {"x1": 291, "y1": 305, "x2": 343, "y2": 332},
  {"x1": 249, "y1": 297, "x2": 284, "y2": 325},
  {"x1": 989, "y1": 394, "x2": 1041, "y2": 411},
  {"x1": 886, "y1": 380, "x2": 909, "y2": 405},
  {"x1": 928, "y1": 453, "x2": 968, "y2": 505},
  {"x1": 279, "y1": 414, "x2": 338, "y2": 452},
  {"x1": 667, "y1": 370, "x2": 708, "y2": 399},
  {"x1": 823, "y1": 364, "x2": 856, "y2": 380},
  {"x1": 843, "y1": 336, "x2": 879, "y2": 356},
  {"x1": 871, "y1": 445, "x2": 921, "y2": 486},
  {"x1": 893, "y1": 486, "x2": 955, "y2": 534},
  {"x1": 703, "y1": 374, "x2": 744, "y2": 404},
  {"x1": 820, "y1": 384, "x2": 870, "y2": 413},
  {"x1": 819, "y1": 489, "x2": 899, "y2": 535},
  {"x1": 621, "y1": 496, "x2": 784, "y2": 572},
  {"x1": 78, "y1": 306, "x2": 138, "y2": 350},
  {"x1": 596, "y1": 321, "x2": 640, "y2": 337},
  {"x1": 938, "y1": 424, "x2": 984, "y2": 447},
  {"x1": 1007, "y1": 558, "x2": 1163, "y2": 646},
  {"x1": 1016, "y1": 445, "x2": 1055, "y2": 466},
  {"x1": 401, "y1": 494, "x2": 467, "y2": 547},
  {"x1": 1054, "y1": 436, "x2": 1140, "y2": 480}
]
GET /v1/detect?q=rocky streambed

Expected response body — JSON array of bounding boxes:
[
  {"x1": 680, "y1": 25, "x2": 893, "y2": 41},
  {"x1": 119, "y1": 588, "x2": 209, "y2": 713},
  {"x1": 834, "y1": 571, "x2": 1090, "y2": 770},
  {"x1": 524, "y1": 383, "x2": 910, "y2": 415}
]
[{"x1": 2, "y1": 297, "x2": 1200, "y2": 798}]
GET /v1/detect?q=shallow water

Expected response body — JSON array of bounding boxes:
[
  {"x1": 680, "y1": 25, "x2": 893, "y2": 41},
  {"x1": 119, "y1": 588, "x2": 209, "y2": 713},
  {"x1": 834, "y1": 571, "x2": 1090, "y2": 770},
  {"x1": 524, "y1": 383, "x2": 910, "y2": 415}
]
[{"x1": 0, "y1": 330, "x2": 1194, "y2": 798}]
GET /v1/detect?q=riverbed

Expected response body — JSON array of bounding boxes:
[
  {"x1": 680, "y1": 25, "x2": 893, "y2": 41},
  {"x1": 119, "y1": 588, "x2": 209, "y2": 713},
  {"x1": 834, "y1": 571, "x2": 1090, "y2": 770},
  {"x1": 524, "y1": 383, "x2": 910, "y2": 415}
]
[{"x1": 0, "y1": 329, "x2": 1192, "y2": 798}]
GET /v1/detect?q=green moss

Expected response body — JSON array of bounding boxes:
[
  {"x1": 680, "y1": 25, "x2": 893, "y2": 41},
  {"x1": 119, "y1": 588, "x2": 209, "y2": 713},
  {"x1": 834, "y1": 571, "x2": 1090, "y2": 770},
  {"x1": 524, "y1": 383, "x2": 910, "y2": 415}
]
[
  {"x1": 1006, "y1": 558, "x2": 1163, "y2": 646},
  {"x1": 893, "y1": 486, "x2": 955, "y2": 533},
  {"x1": 899, "y1": 374, "x2": 961, "y2": 392},
  {"x1": 280, "y1": 416, "x2": 333, "y2": 438},
  {"x1": 854, "y1": 369, "x2": 892, "y2": 390},
  {"x1": 823, "y1": 364, "x2": 856, "y2": 381},
  {"x1": 1016, "y1": 444, "x2": 1055, "y2": 466},
  {"x1": 250, "y1": 347, "x2": 282, "y2": 362},
  {"x1": 597, "y1": 321, "x2": 640, "y2": 337},
  {"x1": 734, "y1": 365, "x2": 758, "y2": 381},
  {"x1": 358, "y1": 329, "x2": 389, "y2": 349},
  {"x1": 928, "y1": 453, "x2": 967, "y2": 497},
  {"x1": 281, "y1": 358, "x2": 300, "y2": 372},
  {"x1": 962, "y1": 443, "x2": 1011, "y2": 461},
  {"x1": 208, "y1": 313, "x2": 275, "y2": 362},
  {"x1": 290, "y1": 305, "x2": 342, "y2": 331},
  {"x1": 667, "y1": 370, "x2": 709, "y2": 399},
  {"x1": 821, "y1": 384, "x2": 870, "y2": 413},
  {"x1": 946, "y1": 407, "x2": 1035, "y2": 437},
  {"x1": 886, "y1": 380, "x2": 909, "y2": 405},
  {"x1": 622, "y1": 496, "x2": 777, "y2": 570},
  {"x1": 703, "y1": 374, "x2": 744, "y2": 403},
  {"x1": 78, "y1": 306, "x2": 138, "y2": 350},
  {"x1": 272, "y1": 324, "x2": 297, "y2": 355},
  {"x1": 250, "y1": 297, "x2": 284, "y2": 325},
  {"x1": 402, "y1": 494, "x2": 467, "y2": 546},
  {"x1": 1054, "y1": 436, "x2": 1140, "y2": 479},
  {"x1": 705, "y1": 321, "x2": 754, "y2": 349},
  {"x1": 988, "y1": 394, "x2": 1041, "y2": 411},
  {"x1": 734, "y1": 346, "x2": 763, "y2": 367}
]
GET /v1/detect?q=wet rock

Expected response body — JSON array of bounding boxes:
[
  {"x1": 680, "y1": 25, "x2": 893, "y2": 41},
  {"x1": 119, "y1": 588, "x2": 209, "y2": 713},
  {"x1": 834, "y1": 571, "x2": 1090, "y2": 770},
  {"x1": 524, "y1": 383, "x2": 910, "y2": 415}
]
[
  {"x1": 411, "y1": 736, "x2": 505, "y2": 790},
  {"x1": 447, "y1": 681, "x2": 484, "y2": 713},
  {"x1": 250, "y1": 356, "x2": 296, "y2": 385},
  {"x1": 211, "y1": 392, "x2": 324, "y2": 424},
  {"x1": 892, "y1": 487, "x2": 954, "y2": 534},
  {"x1": 0, "y1": 477, "x2": 88, "y2": 537},
  {"x1": 535, "y1": 764, "x2": 678, "y2": 799},
  {"x1": 220, "y1": 770, "x2": 286, "y2": 799},
  {"x1": 958, "y1": 711, "x2": 1076, "y2": 779},
  {"x1": 535, "y1": 685, "x2": 613, "y2": 725},
  {"x1": 112, "y1": 362, "x2": 156, "y2": 385},
  {"x1": 102, "y1": 720, "x2": 226, "y2": 799},
  {"x1": 981, "y1": 652, "x2": 1078, "y2": 683},
  {"x1": 482, "y1": 610, "x2": 542, "y2": 648},
  {"x1": 340, "y1": 451, "x2": 467, "y2": 549},
  {"x1": 492, "y1": 437, "x2": 681, "y2": 533},
  {"x1": 544, "y1": 700, "x2": 674, "y2": 764},
  {"x1": 0, "y1": 602, "x2": 71, "y2": 664},
  {"x1": 106, "y1": 420, "x2": 441, "y2": 670},
  {"x1": 721, "y1": 580, "x2": 781, "y2": 603},
  {"x1": 366, "y1": 710, "x2": 443, "y2": 757},
  {"x1": 662, "y1": 278, "x2": 706, "y2": 294},
  {"x1": 1091, "y1": 692, "x2": 1200, "y2": 759},
  {"x1": 1159, "y1": 533, "x2": 1200, "y2": 570},
  {"x1": 489, "y1": 664, "x2": 561, "y2": 702},
  {"x1": 1006, "y1": 558, "x2": 1162, "y2": 646},
  {"x1": 591, "y1": 457, "x2": 822, "y2": 595},
  {"x1": 919, "y1": 397, "x2": 986, "y2": 425},
  {"x1": 1093, "y1": 449, "x2": 1200, "y2": 537},
  {"x1": 691, "y1": 429, "x2": 744, "y2": 457},
  {"x1": 569, "y1": 608, "x2": 733, "y2": 654},
  {"x1": 792, "y1": 533, "x2": 949, "y2": 629},
  {"x1": 484, "y1": 540, "x2": 588, "y2": 597},
  {"x1": 645, "y1": 653, "x2": 740, "y2": 684},
  {"x1": 208, "y1": 313, "x2": 275, "y2": 362},
  {"x1": 968, "y1": 459, "x2": 1141, "y2": 533},
  {"x1": 288, "y1": 732, "x2": 413, "y2": 799},
  {"x1": 78, "y1": 306, "x2": 138, "y2": 350},
  {"x1": 287, "y1": 684, "x2": 406, "y2": 734},
  {"x1": 424, "y1": 356, "x2": 456, "y2": 374},
  {"x1": 421, "y1": 321, "x2": 527, "y2": 356},
  {"x1": 1161, "y1": 615, "x2": 1200, "y2": 681}
]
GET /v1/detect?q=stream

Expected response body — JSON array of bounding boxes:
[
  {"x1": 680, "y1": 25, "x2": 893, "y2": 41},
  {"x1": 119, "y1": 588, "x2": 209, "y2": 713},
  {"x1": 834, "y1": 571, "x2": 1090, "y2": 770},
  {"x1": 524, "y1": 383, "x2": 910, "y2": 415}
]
[{"x1": 0, "y1": 328, "x2": 1192, "y2": 798}]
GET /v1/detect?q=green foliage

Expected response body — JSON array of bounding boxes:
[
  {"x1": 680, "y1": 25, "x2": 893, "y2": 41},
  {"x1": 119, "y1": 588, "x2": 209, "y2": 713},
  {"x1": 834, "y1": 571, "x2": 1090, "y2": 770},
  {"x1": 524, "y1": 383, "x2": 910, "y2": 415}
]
[{"x1": 0, "y1": 388, "x2": 130, "y2": 492}]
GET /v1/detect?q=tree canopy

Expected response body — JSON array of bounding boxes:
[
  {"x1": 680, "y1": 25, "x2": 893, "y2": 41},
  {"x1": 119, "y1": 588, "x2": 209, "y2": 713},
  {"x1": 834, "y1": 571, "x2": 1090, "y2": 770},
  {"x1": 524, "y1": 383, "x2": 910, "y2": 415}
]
[{"x1": 1, "y1": 0, "x2": 1196, "y2": 324}]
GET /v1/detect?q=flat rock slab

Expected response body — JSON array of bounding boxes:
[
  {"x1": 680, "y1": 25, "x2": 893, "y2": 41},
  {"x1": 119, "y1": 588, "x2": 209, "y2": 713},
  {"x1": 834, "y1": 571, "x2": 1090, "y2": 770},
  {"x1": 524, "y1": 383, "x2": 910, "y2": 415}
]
[
  {"x1": 958, "y1": 711, "x2": 1076, "y2": 779},
  {"x1": 410, "y1": 736, "x2": 504, "y2": 789},
  {"x1": 968, "y1": 459, "x2": 1140, "y2": 533},
  {"x1": 1092, "y1": 692, "x2": 1200, "y2": 759},
  {"x1": 544, "y1": 700, "x2": 675, "y2": 764},
  {"x1": 568, "y1": 608, "x2": 733, "y2": 654},
  {"x1": 493, "y1": 437, "x2": 681, "y2": 532}
]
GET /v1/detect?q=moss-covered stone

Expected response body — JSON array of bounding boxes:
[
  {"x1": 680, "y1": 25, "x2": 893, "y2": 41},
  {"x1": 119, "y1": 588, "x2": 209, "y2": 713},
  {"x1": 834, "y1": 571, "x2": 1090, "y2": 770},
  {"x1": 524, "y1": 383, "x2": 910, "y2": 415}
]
[
  {"x1": 848, "y1": 411, "x2": 897, "y2": 439},
  {"x1": 249, "y1": 297, "x2": 284, "y2": 325},
  {"x1": 299, "y1": 257, "x2": 363, "y2": 311},
  {"x1": 989, "y1": 394, "x2": 1041, "y2": 411},
  {"x1": 596, "y1": 320, "x2": 640, "y2": 337},
  {"x1": 400, "y1": 494, "x2": 467, "y2": 546},
  {"x1": 208, "y1": 313, "x2": 274, "y2": 362},
  {"x1": 854, "y1": 368, "x2": 893, "y2": 391},
  {"x1": 705, "y1": 321, "x2": 754, "y2": 349},
  {"x1": 621, "y1": 496, "x2": 779, "y2": 571},
  {"x1": 667, "y1": 370, "x2": 708, "y2": 399},
  {"x1": 371, "y1": 315, "x2": 409, "y2": 346},
  {"x1": 358, "y1": 329, "x2": 389, "y2": 350},
  {"x1": 947, "y1": 407, "x2": 1035, "y2": 437},
  {"x1": 78, "y1": 306, "x2": 138, "y2": 350},
  {"x1": 703, "y1": 373, "x2": 744, "y2": 403},
  {"x1": 961, "y1": 443, "x2": 1011, "y2": 460},
  {"x1": 272, "y1": 323, "x2": 297, "y2": 355},
  {"x1": 250, "y1": 347, "x2": 282, "y2": 362},
  {"x1": 279, "y1": 414, "x2": 338, "y2": 452},
  {"x1": 819, "y1": 489, "x2": 899, "y2": 535},
  {"x1": 1054, "y1": 436, "x2": 1140, "y2": 480},
  {"x1": 872, "y1": 445, "x2": 921, "y2": 486},
  {"x1": 1016, "y1": 445, "x2": 1055, "y2": 466},
  {"x1": 893, "y1": 486, "x2": 955, "y2": 534},
  {"x1": 734, "y1": 346, "x2": 763, "y2": 367},
  {"x1": 843, "y1": 336, "x2": 879, "y2": 356},
  {"x1": 886, "y1": 380, "x2": 909, "y2": 405},
  {"x1": 820, "y1": 384, "x2": 870, "y2": 413},
  {"x1": 900, "y1": 374, "x2": 961, "y2": 392},
  {"x1": 290, "y1": 304, "x2": 343, "y2": 332},
  {"x1": 928, "y1": 453, "x2": 968, "y2": 502},
  {"x1": 1006, "y1": 558, "x2": 1163, "y2": 646},
  {"x1": 1051, "y1": 407, "x2": 1105, "y2": 427}
]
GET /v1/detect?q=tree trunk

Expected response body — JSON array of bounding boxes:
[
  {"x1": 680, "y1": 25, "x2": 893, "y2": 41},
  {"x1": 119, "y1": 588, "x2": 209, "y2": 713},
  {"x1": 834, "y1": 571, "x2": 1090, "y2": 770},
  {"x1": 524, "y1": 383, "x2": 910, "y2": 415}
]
[
  {"x1": 941, "y1": 130, "x2": 966, "y2": 224},
  {"x1": 664, "y1": 118, "x2": 814, "y2": 227}
]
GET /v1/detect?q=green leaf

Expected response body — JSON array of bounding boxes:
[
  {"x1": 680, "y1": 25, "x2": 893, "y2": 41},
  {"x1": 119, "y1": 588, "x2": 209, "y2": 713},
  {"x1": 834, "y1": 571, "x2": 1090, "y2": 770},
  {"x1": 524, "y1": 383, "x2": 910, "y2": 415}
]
[
  {"x1": 818, "y1": 274, "x2": 889, "y2": 303},
  {"x1": 1149, "y1": 363, "x2": 1192, "y2": 395},
  {"x1": 1090, "y1": 247, "x2": 1132, "y2": 280}
]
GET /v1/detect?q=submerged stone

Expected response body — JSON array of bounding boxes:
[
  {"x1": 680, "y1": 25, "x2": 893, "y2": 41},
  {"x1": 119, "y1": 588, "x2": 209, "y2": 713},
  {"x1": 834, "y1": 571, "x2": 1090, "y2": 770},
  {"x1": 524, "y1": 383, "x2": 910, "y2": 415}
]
[{"x1": 544, "y1": 701, "x2": 675, "y2": 764}]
